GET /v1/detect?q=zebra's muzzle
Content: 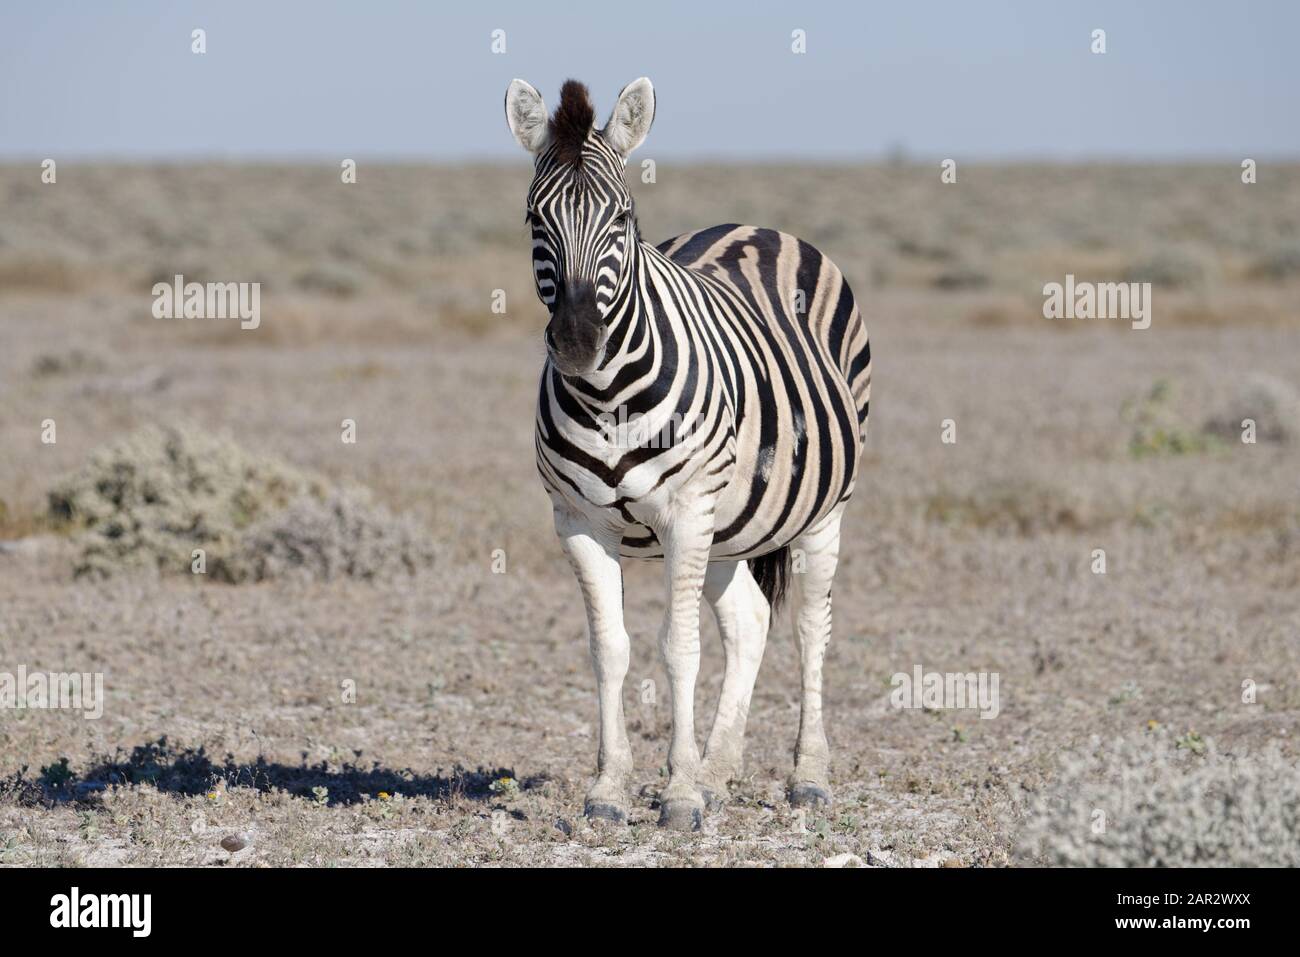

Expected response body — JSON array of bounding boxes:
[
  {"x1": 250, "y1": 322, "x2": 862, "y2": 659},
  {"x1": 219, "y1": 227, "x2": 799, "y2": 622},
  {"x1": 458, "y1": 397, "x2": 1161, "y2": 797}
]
[{"x1": 546, "y1": 281, "x2": 606, "y2": 375}]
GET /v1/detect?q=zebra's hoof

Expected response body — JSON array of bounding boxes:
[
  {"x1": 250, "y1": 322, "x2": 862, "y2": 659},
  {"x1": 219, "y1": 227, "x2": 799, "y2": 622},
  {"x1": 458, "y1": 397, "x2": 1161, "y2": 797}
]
[
  {"x1": 789, "y1": 782, "x2": 833, "y2": 809},
  {"x1": 583, "y1": 801, "x2": 627, "y2": 824},
  {"x1": 658, "y1": 800, "x2": 703, "y2": 831}
]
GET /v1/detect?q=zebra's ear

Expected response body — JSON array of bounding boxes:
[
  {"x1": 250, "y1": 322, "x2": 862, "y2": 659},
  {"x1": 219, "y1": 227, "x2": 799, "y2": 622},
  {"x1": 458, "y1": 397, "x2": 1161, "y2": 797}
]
[
  {"x1": 603, "y1": 77, "x2": 655, "y2": 158},
  {"x1": 505, "y1": 79, "x2": 550, "y2": 155}
]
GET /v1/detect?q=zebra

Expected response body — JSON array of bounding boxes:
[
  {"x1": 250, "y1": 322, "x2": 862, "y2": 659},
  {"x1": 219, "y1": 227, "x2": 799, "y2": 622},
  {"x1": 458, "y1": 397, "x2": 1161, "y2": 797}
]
[{"x1": 505, "y1": 77, "x2": 871, "y2": 830}]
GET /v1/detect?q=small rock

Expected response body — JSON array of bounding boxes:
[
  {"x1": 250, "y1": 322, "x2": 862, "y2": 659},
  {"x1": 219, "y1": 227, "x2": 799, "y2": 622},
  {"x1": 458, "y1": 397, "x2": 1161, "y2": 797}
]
[
  {"x1": 554, "y1": 819, "x2": 573, "y2": 837},
  {"x1": 866, "y1": 847, "x2": 897, "y2": 867},
  {"x1": 823, "y1": 853, "x2": 866, "y2": 868},
  {"x1": 220, "y1": 834, "x2": 248, "y2": 853}
]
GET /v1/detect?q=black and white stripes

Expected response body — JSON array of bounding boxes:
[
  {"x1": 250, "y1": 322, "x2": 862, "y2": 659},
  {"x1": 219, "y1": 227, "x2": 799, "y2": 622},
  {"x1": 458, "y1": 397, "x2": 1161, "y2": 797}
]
[
  {"x1": 504, "y1": 77, "x2": 871, "y2": 828},
  {"x1": 527, "y1": 127, "x2": 871, "y2": 569}
]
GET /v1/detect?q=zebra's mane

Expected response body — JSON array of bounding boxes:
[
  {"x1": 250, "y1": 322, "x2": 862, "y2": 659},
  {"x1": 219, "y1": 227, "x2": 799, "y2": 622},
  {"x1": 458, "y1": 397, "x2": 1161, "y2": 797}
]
[{"x1": 548, "y1": 79, "x2": 596, "y2": 166}]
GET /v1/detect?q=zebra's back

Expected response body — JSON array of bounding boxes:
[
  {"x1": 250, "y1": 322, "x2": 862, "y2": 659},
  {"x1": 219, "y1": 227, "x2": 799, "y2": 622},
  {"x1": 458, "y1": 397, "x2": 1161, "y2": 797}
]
[{"x1": 656, "y1": 224, "x2": 871, "y2": 434}]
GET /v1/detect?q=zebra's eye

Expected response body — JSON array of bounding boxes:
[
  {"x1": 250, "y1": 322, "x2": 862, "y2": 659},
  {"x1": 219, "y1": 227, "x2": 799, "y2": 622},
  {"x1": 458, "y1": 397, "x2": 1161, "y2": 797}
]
[{"x1": 611, "y1": 211, "x2": 629, "y2": 230}]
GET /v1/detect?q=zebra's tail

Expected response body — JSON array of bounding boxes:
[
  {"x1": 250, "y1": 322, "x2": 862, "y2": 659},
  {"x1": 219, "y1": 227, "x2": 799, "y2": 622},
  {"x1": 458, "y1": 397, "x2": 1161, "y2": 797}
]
[{"x1": 750, "y1": 546, "x2": 791, "y2": 612}]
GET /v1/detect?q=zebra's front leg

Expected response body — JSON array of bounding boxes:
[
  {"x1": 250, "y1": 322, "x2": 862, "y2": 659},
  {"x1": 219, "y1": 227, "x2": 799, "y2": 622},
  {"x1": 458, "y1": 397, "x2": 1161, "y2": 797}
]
[
  {"x1": 554, "y1": 508, "x2": 633, "y2": 824},
  {"x1": 788, "y1": 506, "x2": 845, "y2": 809},
  {"x1": 655, "y1": 507, "x2": 715, "y2": 831}
]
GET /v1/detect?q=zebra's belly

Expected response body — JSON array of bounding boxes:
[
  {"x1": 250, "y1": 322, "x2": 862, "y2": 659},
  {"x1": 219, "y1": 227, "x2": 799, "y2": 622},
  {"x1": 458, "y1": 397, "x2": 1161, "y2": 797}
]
[{"x1": 545, "y1": 357, "x2": 864, "y2": 563}]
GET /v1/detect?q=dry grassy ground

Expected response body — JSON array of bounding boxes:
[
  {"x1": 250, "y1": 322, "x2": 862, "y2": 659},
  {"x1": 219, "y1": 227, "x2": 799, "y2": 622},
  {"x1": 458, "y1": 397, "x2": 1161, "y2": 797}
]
[{"x1": 1, "y1": 163, "x2": 1299, "y2": 866}]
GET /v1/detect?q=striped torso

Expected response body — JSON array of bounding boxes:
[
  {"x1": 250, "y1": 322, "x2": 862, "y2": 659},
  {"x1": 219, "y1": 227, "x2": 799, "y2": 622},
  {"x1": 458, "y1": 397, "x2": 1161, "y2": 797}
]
[{"x1": 536, "y1": 224, "x2": 871, "y2": 560}]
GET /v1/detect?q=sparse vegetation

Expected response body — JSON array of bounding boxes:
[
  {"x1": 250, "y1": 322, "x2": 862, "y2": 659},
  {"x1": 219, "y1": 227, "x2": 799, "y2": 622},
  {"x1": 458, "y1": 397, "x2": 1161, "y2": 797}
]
[
  {"x1": 1203, "y1": 373, "x2": 1300, "y2": 444},
  {"x1": 46, "y1": 424, "x2": 325, "y2": 578},
  {"x1": 923, "y1": 478, "x2": 1089, "y2": 534},
  {"x1": 1122, "y1": 379, "x2": 1222, "y2": 458},
  {"x1": 43, "y1": 425, "x2": 432, "y2": 581},
  {"x1": 1248, "y1": 243, "x2": 1300, "y2": 281},
  {"x1": 1, "y1": 163, "x2": 1297, "y2": 866},
  {"x1": 222, "y1": 490, "x2": 435, "y2": 583},
  {"x1": 1123, "y1": 248, "x2": 1210, "y2": 289},
  {"x1": 1017, "y1": 734, "x2": 1300, "y2": 867}
]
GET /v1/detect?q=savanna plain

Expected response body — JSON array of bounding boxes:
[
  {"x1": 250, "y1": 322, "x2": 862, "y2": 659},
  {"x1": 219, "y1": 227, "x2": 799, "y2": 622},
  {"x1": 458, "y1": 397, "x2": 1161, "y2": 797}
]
[{"x1": 2, "y1": 162, "x2": 1299, "y2": 866}]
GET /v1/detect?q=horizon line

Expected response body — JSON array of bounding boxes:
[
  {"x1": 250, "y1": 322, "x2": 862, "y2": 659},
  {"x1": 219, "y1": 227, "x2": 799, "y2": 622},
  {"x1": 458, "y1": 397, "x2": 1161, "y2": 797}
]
[{"x1": 3, "y1": 152, "x2": 1296, "y2": 167}]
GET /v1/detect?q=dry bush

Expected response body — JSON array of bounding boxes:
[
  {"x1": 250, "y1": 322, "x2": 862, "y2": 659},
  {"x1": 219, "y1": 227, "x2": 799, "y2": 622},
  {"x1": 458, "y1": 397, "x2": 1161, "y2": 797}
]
[
  {"x1": 1247, "y1": 243, "x2": 1300, "y2": 281},
  {"x1": 45, "y1": 424, "x2": 432, "y2": 581},
  {"x1": 923, "y1": 478, "x2": 1091, "y2": 534},
  {"x1": 0, "y1": 254, "x2": 93, "y2": 293},
  {"x1": 30, "y1": 348, "x2": 107, "y2": 377},
  {"x1": 931, "y1": 265, "x2": 990, "y2": 291},
  {"x1": 47, "y1": 424, "x2": 323, "y2": 577},
  {"x1": 1203, "y1": 373, "x2": 1300, "y2": 444},
  {"x1": 1122, "y1": 248, "x2": 1212, "y2": 289},
  {"x1": 293, "y1": 263, "x2": 365, "y2": 298},
  {"x1": 216, "y1": 490, "x2": 435, "y2": 583},
  {"x1": 1016, "y1": 733, "x2": 1300, "y2": 867},
  {"x1": 0, "y1": 498, "x2": 45, "y2": 540}
]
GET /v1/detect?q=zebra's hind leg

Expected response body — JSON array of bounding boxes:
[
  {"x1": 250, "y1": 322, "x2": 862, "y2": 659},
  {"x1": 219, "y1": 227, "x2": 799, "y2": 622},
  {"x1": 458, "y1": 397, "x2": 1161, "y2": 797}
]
[
  {"x1": 787, "y1": 506, "x2": 845, "y2": 809},
  {"x1": 697, "y1": 560, "x2": 770, "y2": 810},
  {"x1": 554, "y1": 508, "x2": 633, "y2": 825}
]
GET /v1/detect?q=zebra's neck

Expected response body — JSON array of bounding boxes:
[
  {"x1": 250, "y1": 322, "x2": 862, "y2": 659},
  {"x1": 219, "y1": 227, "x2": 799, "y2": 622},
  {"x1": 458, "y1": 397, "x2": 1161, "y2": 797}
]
[{"x1": 558, "y1": 234, "x2": 666, "y2": 413}]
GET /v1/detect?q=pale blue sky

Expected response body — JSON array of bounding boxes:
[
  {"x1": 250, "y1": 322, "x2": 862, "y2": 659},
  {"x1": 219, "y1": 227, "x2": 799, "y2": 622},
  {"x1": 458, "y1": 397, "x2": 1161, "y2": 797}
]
[{"x1": 1, "y1": 0, "x2": 1296, "y2": 160}]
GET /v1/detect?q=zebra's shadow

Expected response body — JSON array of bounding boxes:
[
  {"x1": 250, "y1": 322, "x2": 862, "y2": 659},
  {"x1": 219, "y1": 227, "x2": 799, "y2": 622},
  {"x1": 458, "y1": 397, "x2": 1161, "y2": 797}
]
[{"x1": 9, "y1": 737, "x2": 539, "y2": 808}]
